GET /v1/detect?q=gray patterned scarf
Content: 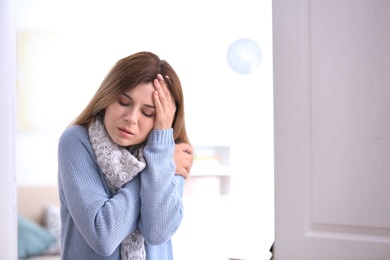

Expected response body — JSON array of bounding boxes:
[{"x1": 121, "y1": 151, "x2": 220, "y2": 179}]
[{"x1": 89, "y1": 116, "x2": 147, "y2": 260}]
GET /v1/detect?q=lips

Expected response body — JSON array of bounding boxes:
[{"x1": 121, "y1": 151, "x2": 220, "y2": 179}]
[{"x1": 118, "y1": 127, "x2": 134, "y2": 137}]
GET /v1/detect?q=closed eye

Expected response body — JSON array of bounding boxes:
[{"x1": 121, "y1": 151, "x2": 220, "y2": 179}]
[
  {"x1": 118, "y1": 95, "x2": 131, "y2": 106},
  {"x1": 142, "y1": 108, "x2": 155, "y2": 118},
  {"x1": 142, "y1": 111, "x2": 154, "y2": 117},
  {"x1": 119, "y1": 100, "x2": 130, "y2": 106}
]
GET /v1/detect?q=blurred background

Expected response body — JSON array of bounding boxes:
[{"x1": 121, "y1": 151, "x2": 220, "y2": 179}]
[{"x1": 15, "y1": 0, "x2": 274, "y2": 259}]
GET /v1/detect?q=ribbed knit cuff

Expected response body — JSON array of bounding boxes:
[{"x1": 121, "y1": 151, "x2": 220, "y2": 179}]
[{"x1": 147, "y1": 129, "x2": 174, "y2": 145}]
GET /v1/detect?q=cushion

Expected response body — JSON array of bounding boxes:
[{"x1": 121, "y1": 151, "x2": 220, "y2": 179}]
[
  {"x1": 18, "y1": 214, "x2": 56, "y2": 259},
  {"x1": 42, "y1": 205, "x2": 61, "y2": 255}
]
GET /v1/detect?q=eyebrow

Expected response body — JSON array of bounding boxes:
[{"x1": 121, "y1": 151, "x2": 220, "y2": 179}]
[{"x1": 121, "y1": 93, "x2": 155, "y2": 109}]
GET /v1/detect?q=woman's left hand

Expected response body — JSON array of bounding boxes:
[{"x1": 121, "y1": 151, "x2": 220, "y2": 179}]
[
  {"x1": 153, "y1": 74, "x2": 176, "y2": 130},
  {"x1": 174, "y1": 143, "x2": 194, "y2": 178}
]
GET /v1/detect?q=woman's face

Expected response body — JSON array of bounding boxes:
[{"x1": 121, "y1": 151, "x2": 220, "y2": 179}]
[{"x1": 104, "y1": 82, "x2": 155, "y2": 147}]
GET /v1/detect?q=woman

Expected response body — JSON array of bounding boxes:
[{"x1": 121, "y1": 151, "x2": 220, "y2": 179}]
[{"x1": 58, "y1": 51, "x2": 193, "y2": 260}]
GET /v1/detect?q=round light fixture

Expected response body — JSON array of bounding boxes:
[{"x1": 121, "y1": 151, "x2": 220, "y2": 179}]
[{"x1": 227, "y1": 38, "x2": 262, "y2": 75}]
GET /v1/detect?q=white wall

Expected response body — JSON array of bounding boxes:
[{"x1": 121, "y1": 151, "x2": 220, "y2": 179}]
[{"x1": 0, "y1": 0, "x2": 17, "y2": 258}]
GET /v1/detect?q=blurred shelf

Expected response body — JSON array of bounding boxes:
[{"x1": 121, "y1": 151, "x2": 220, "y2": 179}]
[
  {"x1": 190, "y1": 165, "x2": 230, "y2": 177},
  {"x1": 184, "y1": 145, "x2": 231, "y2": 196}
]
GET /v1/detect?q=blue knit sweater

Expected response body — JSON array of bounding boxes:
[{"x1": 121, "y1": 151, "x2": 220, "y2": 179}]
[{"x1": 58, "y1": 125, "x2": 184, "y2": 260}]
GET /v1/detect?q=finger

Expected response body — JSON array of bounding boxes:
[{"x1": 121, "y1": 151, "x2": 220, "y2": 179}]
[
  {"x1": 155, "y1": 74, "x2": 170, "y2": 110},
  {"x1": 152, "y1": 83, "x2": 163, "y2": 118},
  {"x1": 175, "y1": 167, "x2": 189, "y2": 179},
  {"x1": 177, "y1": 143, "x2": 194, "y2": 167},
  {"x1": 183, "y1": 153, "x2": 193, "y2": 166},
  {"x1": 153, "y1": 89, "x2": 171, "y2": 130},
  {"x1": 157, "y1": 74, "x2": 176, "y2": 113},
  {"x1": 160, "y1": 74, "x2": 171, "y2": 96},
  {"x1": 177, "y1": 142, "x2": 193, "y2": 154},
  {"x1": 154, "y1": 75, "x2": 176, "y2": 128},
  {"x1": 183, "y1": 150, "x2": 194, "y2": 167},
  {"x1": 153, "y1": 77, "x2": 165, "y2": 109}
]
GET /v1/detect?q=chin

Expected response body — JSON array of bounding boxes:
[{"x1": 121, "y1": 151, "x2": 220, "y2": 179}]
[{"x1": 112, "y1": 138, "x2": 131, "y2": 147}]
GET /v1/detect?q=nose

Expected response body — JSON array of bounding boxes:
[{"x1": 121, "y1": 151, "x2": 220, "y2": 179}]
[{"x1": 125, "y1": 109, "x2": 137, "y2": 125}]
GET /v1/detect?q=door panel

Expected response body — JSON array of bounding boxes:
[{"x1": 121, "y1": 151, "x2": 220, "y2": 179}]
[{"x1": 273, "y1": 0, "x2": 390, "y2": 259}]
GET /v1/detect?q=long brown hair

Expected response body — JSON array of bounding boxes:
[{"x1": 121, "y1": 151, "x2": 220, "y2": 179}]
[{"x1": 71, "y1": 51, "x2": 190, "y2": 145}]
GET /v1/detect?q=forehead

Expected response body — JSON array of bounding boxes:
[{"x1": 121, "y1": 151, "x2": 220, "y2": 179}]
[{"x1": 123, "y1": 82, "x2": 154, "y2": 101}]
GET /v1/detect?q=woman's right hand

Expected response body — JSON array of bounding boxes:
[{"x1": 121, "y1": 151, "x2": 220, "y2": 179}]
[{"x1": 152, "y1": 74, "x2": 176, "y2": 130}]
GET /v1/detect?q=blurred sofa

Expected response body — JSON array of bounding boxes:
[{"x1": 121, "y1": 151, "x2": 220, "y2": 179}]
[{"x1": 17, "y1": 185, "x2": 61, "y2": 260}]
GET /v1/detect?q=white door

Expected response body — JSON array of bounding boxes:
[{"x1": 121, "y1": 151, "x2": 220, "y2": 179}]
[{"x1": 273, "y1": 0, "x2": 390, "y2": 259}]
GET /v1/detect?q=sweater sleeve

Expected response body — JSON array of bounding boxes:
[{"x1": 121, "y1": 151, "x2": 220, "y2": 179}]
[
  {"x1": 58, "y1": 126, "x2": 141, "y2": 256},
  {"x1": 139, "y1": 129, "x2": 185, "y2": 245}
]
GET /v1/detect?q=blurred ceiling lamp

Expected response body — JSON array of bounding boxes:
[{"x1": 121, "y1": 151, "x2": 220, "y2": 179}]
[{"x1": 227, "y1": 38, "x2": 262, "y2": 75}]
